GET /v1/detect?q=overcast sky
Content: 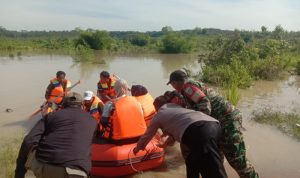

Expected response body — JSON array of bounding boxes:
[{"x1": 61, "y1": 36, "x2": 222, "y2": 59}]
[{"x1": 0, "y1": 0, "x2": 299, "y2": 32}]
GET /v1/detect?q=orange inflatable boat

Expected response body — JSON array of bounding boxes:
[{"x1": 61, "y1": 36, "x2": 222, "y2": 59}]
[{"x1": 91, "y1": 134, "x2": 165, "y2": 177}]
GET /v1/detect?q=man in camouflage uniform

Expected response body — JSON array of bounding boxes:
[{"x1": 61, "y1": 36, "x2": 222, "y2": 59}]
[{"x1": 167, "y1": 70, "x2": 259, "y2": 178}]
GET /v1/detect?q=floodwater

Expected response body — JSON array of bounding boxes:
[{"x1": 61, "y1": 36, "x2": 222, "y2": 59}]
[{"x1": 0, "y1": 53, "x2": 299, "y2": 178}]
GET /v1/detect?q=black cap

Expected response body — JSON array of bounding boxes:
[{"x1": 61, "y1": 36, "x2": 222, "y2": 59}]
[
  {"x1": 100, "y1": 71, "x2": 110, "y2": 78},
  {"x1": 131, "y1": 85, "x2": 148, "y2": 96},
  {"x1": 63, "y1": 92, "x2": 83, "y2": 105},
  {"x1": 166, "y1": 70, "x2": 187, "y2": 85}
]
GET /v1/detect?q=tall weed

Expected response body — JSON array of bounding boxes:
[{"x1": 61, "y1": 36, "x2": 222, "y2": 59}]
[{"x1": 224, "y1": 83, "x2": 240, "y2": 105}]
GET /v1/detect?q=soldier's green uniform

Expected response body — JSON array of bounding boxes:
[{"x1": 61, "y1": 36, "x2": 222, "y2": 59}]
[{"x1": 181, "y1": 80, "x2": 259, "y2": 178}]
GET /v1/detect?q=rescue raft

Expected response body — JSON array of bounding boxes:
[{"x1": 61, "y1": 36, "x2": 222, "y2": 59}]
[{"x1": 91, "y1": 134, "x2": 165, "y2": 177}]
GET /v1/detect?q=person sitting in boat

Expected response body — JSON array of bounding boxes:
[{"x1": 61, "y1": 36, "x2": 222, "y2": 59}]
[
  {"x1": 83, "y1": 91, "x2": 105, "y2": 123},
  {"x1": 131, "y1": 84, "x2": 156, "y2": 127},
  {"x1": 133, "y1": 95, "x2": 227, "y2": 178},
  {"x1": 100, "y1": 79, "x2": 146, "y2": 143},
  {"x1": 97, "y1": 71, "x2": 117, "y2": 103},
  {"x1": 44, "y1": 70, "x2": 72, "y2": 112}
]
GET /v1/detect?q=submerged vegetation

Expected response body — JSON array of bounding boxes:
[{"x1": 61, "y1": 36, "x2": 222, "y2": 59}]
[
  {"x1": 252, "y1": 108, "x2": 300, "y2": 140},
  {"x1": 1, "y1": 25, "x2": 300, "y2": 177},
  {"x1": 193, "y1": 26, "x2": 300, "y2": 109},
  {"x1": 223, "y1": 84, "x2": 240, "y2": 106},
  {"x1": 198, "y1": 28, "x2": 300, "y2": 88}
]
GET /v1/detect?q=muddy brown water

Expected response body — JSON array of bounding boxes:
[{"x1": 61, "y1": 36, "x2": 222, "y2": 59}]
[{"x1": 0, "y1": 53, "x2": 299, "y2": 178}]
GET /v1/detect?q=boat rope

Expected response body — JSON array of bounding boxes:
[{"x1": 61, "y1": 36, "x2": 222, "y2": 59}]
[
  {"x1": 128, "y1": 140, "x2": 157, "y2": 176},
  {"x1": 128, "y1": 147, "x2": 144, "y2": 175}
]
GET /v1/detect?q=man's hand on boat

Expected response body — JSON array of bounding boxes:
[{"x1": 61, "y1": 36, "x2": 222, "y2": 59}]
[
  {"x1": 133, "y1": 147, "x2": 140, "y2": 155},
  {"x1": 133, "y1": 134, "x2": 175, "y2": 155}
]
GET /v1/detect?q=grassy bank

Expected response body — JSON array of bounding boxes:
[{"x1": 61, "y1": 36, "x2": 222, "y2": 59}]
[
  {"x1": 0, "y1": 136, "x2": 23, "y2": 178},
  {"x1": 251, "y1": 108, "x2": 300, "y2": 140}
]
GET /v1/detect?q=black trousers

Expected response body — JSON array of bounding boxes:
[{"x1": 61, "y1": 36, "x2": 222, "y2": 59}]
[{"x1": 181, "y1": 121, "x2": 227, "y2": 178}]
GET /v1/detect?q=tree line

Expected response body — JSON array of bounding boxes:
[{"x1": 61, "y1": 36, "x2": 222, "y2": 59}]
[
  {"x1": 1, "y1": 25, "x2": 300, "y2": 88},
  {"x1": 1, "y1": 25, "x2": 299, "y2": 53}
]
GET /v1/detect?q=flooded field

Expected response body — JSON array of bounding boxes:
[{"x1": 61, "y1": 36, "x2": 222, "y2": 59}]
[{"x1": 0, "y1": 53, "x2": 299, "y2": 178}]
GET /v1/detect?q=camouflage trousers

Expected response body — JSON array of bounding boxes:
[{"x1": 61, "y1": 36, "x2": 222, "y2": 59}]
[{"x1": 219, "y1": 109, "x2": 259, "y2": 178}]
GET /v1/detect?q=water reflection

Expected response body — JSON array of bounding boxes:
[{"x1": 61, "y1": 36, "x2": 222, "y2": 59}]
[
  {"x1": 69, "y1": 53, "x2": 201, "y2": 97},
  {"x1": 75, "y1": 52, "x2": 201, "y2": 79},
  {"x1": 239, "y1": 75, "x2": 300, "y2": 115}
]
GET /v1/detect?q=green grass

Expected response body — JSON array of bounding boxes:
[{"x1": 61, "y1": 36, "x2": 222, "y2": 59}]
[
  {"x1": 0, "y1": 136, "x2": 23, "y2": 178},
  {"x1": 224, "y1": 84, "x2": 240, "y2": 106},
  {"x1": 252, "y1": 108, "x2": 300, "y2": 140}
]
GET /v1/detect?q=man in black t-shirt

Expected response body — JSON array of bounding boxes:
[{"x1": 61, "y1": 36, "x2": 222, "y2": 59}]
[{"x1": 15, "y1": 92, "x2": 97, "y2": 178}]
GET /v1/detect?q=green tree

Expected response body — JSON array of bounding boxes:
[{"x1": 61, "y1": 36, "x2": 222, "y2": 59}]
[
  {"x1": 261, "y1": 26, "x2": 267, "y2": 33},
  {"x1": 241, "y1": 32, "x2": 254, "y2": 43},
  {"x1": 192, "y1": 27, "x2": 202, "y2": 35},
  {"x1": 257, "y1": 39, "x2": 289, "y2": 59},
  {"x1": 77, "y1": 30, "x2": 114, "y2": 50},
  {"x1": 207, "y1": 32, "x2": 246, "y2": 65},
  {"x1": 161, "y1": 32, "x2": 194, "y2": 53},
  {"x1": 161, "y1": 26, "x2": 173, "y2": 34},
  {"x1": 273, "y1": 25, "x2": 285, "y2": 40},
  {"x1": 130, "y1": 34, "x2": 150, "y2": 46}
]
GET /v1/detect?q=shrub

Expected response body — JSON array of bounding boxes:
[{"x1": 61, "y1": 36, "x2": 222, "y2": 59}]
[
  {"x1": 200, "y1": 32, "x2": 295, "y2": 87},
  {"x1": 76, "y1": 30, "x2": 114, "y2": 50},
  {"x1": 248, "y1": 58, "x2": 285, "y2": 80},
  {"x1": 202, "y1": 59, "x2": 252, "y2": 88},
  {"x1": 130, "y1": 34, "x2": 150, "y2": 46},
  {"x1": 161, "y1": 32, "x2": 194, "y2": 53},
  {"x1": 252, "y1": 108, "x2": 300, "y2": 140}
]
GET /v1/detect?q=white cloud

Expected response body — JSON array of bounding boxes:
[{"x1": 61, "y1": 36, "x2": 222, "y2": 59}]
[{"x1": 0, "y1": 0, "x2": 299, "y2": 31}]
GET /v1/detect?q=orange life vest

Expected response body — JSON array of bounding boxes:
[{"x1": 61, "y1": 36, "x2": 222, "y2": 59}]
[
  {"x1": 48, "y1": 78, "x2": 71, "y2": 104},
  {"x1": 103, "y1": 96, "x2": 146, "y2": 140},
  {"x1": 97, "y1": 76, "x2": 116, "y2": 102},
  {"x1": 85, "y1": 96, "x2": 104, "y2": 123},
  {"x1": 134, "y1": 93, "x2": 156, "y2": 127}
]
